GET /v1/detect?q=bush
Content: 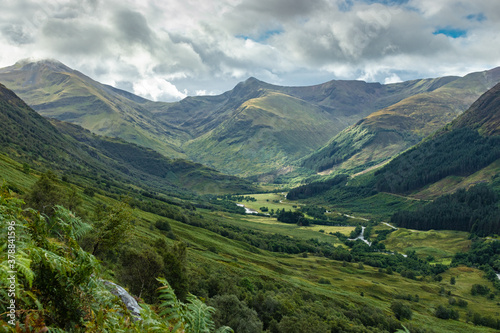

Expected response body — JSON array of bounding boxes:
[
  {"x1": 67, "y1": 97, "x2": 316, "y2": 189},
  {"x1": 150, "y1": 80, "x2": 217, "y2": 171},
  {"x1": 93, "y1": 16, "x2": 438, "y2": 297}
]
[
  {"x1": 318, "y1": 278, "x2": 331, "y2": 285},
  {"x1": 391, "y1": 301, "x2": 412, "y2": 320},
  {"x1": 435, "y1": 305, "x2": 459, "y2": 320},
  {"x1": 83, "y1": 187, "x2": 95, "y2": 197},
  {"x1": 471, "y1": 284, "x2": 490, "y2": 296},
  {"x1": 155, "y1": 219, "x2": 171, "y2": 232}
]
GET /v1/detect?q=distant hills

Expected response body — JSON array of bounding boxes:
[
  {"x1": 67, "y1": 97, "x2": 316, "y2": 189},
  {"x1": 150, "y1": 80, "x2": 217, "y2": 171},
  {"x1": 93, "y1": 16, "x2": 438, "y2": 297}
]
[
  {"x1": 375, "y1": 82, "x2": 500, "y2": 196},
  {"x1": 0, "y1": 83, "x2": 255, "y2": 195},
  {"x1": 301, "y1": 67, "x2": 500, "y2": 174},
  {"x1": 0, "y1": 59, "x2": 484, "y2": 177}
]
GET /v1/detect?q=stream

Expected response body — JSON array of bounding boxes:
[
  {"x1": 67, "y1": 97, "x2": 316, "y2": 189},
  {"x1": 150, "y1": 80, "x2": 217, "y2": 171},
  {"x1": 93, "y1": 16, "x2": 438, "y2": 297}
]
[
  {"x1": 236, "y1": 203, "x2": 259, "y2": 214},
  {"x1": 347, "y1": 226, "x2": 372, "y2": 246}
]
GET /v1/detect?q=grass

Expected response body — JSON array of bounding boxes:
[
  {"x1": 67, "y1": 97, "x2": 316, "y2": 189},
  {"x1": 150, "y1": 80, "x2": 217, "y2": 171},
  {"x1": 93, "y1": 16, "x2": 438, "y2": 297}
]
[
  {"x1": 0, "y1": 154, "x2": 39, "y2": 192},
  {"x1": 383, "y1": 229, "x2": 472, "y2": 263},
  {"x1": 1, "y1": 153, "x2": 499, "y2": 332},
  {"x1": 237, "y1": 192, "x2": 297, "y2": 213},
  {"x1": 137, "y1": 206, "x2": 500, "y2": 333}
]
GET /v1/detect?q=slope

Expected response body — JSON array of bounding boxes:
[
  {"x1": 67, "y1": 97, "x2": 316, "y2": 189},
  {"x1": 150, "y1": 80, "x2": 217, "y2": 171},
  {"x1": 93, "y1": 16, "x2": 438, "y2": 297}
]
[
  {"x1": 0, "y1": 59, "x2": 472, "y2": 177},
  {"x1": 375, "y1": 82, "x2": 500, "y2": 195},
  {"x1": 302, "y1": 67, "x2": 500, "y2": 174},
  {"x1": 0, "y1": 59, "x2": 187, "y2": 158},
  {"x1": 0, "y1": 83, "x2": 255, "y2": 195},
  {"x1": 154, "y1": 76, "x2": 459, "y2": 176}
]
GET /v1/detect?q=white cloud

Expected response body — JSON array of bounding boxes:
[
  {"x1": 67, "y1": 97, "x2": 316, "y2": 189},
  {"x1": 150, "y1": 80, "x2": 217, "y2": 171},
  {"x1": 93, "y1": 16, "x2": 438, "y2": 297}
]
[
  {"x1": 0, "y1": 0, "x2": 500, "y2": 100},
  {"x1": 133, "y1": 77, "x2": 187, "y2": 101},
  {"x1": 384, "y1": 73, "x2": 402, "y2": 84}
]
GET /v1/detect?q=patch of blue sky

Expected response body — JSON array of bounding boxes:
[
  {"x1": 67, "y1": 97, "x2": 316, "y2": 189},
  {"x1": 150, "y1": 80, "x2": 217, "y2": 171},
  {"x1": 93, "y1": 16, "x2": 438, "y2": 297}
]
[
  {"x1": 338, "y1": 0, "x2": 409, "y2": 11},
  {"x1": 433, "y1": 27, "x2": 467, "y2": 38},
  {"x1": 236, "y1": 29, "x2": 283, "y2": 43},
  {"x1": 466, "y1": 13, "x2": 486, "y2": 22}
]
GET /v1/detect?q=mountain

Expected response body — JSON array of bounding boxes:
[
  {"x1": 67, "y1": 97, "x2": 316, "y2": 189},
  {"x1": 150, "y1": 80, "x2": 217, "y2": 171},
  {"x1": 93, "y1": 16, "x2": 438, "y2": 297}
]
[
  {"x1": 0, "y1": 59, "x2": 187, "y2": 158},
  {"x1": 302, "y1": 67, "x2": 500, "y2": 174},
  {"x1": 149, "y1": 76, "x2": 460, "y2": 176},
  {"x1": 0, "y1": 82, "x2": 255, "y2": 195},
  {"x1": 374, "y1": 82, "x2": 500, "y2": 195},
  {"x1": 0, "y1": 60, "x2": 464, "y2": 177}
]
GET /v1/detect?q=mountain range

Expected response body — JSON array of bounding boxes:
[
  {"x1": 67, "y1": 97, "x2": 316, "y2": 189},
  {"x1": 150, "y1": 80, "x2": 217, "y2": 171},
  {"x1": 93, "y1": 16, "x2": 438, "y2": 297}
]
[
  {"x1": 0, "y1": 82, "x2": 255, "y2": 196},
  {"x1": 3, "y1": 59, "x2": 498, "y2": 177},
  {"x1": 301, "y1": 67, "x2": 500, "y2": 174}
]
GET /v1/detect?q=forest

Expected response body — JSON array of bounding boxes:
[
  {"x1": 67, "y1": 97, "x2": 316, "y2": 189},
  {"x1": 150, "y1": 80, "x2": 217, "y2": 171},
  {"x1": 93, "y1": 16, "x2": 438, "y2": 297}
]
[
  {"x1": 375, "y1": 128, "x2": 500, "y2": 193},
  {"x1": 391, "y1": 184, "x2": 500, "y2": 236}
]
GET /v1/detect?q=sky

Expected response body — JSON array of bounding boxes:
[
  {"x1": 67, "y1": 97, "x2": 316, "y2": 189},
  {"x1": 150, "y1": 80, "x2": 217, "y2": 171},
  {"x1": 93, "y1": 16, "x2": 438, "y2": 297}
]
[{"x1": 1, "y1": 0, "x2": 500, "y2": 102}]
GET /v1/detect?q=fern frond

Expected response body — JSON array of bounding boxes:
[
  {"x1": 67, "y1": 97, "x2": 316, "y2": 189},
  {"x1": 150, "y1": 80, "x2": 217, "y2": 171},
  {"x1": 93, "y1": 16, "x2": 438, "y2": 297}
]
[
  {"x1": 185, "y1": 294, "x2": 216, "y2": 333},
  {"x1": 156, "y1": 277, "x2": 185, "y2": 331},
  {"x1": 15, "y1": 253, "x2": 34, "y2": 287}
]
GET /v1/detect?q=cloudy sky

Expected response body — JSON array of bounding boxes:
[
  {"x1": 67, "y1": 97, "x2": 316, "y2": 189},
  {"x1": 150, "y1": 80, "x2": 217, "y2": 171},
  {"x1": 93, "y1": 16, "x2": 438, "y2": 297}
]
[{"x1": 1, "y1": 0, "x2": 500, "y2": 101}]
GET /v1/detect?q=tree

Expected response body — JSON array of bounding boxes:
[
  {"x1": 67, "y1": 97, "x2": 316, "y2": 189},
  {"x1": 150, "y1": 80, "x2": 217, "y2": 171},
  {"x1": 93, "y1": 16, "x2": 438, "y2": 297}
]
[
  {"x1": 89, "y1": 202, "x2": 133, "y2": 255},
  {"x1": 120, "y1": 245, "x2": 164, "y2": 302},
  {"x1": 159, "y1": 241, "x2": 189, "y2": 301},
  {"x1": 209, "y1": 294, "x2": 263, "y2": 333},
  {"x1": 391, "y1": 301, "x2": 412, "y2": 320},
  {"x1": 24, "y1": 171, "x2": 62, "y2": 216}
]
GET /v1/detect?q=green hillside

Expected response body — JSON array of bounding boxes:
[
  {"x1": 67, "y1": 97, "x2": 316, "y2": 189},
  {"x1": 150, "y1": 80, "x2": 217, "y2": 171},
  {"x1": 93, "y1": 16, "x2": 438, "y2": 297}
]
[
  {"x1": 375, "y1": 82, "x2": 500, "y2": 195},
  {"x1": 183, "y1": 91, "x2": 345, "y2": 176},
  {"x1": 302, "y1": 67, "x2": 500, "y2": 174},
  {"x1": 0, "y1": 83, "x2": 255, "y2": 195},
  {"x1": 2, "y1": 78, "x2": 500, "y2": 332},
  {"x1": 0, "y1": 60, "x2": 471, "y2": 177},
  {"x1": 0, "y1": 59, "x2": 187, "y2": 158},
  {"x1": 165, "y1": 76, "x2": 463, "y2": 176}
]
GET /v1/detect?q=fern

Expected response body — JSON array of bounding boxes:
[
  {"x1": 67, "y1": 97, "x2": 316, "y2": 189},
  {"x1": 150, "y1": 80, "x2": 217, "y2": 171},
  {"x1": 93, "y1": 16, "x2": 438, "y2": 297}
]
[
  {"x1": 395, "y1": 325, "x2": 411, "y2": 333},
  {"x1": 157, "y1": 277, "x2": 185, "y2": 331},
  {"x1": 156, "y1": 278, "x2": 233, "y2": 333},
  {"x1": 185, "y1": 295, "x2": 216, "y2": 333}
]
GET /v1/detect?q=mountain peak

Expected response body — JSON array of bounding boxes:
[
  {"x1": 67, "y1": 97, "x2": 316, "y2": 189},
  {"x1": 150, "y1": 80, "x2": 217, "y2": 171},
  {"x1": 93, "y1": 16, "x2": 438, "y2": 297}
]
[{"x1": 13, "y1": 58, "x2": 72, "y2": 73}]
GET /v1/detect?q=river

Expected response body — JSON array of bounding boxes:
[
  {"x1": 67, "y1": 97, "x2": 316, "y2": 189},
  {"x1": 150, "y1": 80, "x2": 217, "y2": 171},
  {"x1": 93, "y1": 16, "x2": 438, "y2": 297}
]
[{"x1": 236, "y1": 203, "x2": 259, "y2": 214}]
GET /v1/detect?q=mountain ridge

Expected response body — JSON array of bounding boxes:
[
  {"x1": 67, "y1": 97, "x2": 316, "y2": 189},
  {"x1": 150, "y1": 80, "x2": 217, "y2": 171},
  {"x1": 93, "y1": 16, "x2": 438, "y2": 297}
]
[
  {"x1": 0, "y1": 82, "x2": 255, "y2": 195},
  {"x1": 301, "y1": 66, "x2": 500, "y2": 174},
  {"x1": 2, "y1": 58, "x2": 498, "y2": 177}
]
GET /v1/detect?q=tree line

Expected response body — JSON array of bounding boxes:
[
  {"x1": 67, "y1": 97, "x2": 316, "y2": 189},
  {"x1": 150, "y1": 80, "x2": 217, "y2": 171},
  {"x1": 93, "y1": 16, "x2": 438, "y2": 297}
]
[{"x1": 391, "y1": 184, "x2": 500, "y2": 236}]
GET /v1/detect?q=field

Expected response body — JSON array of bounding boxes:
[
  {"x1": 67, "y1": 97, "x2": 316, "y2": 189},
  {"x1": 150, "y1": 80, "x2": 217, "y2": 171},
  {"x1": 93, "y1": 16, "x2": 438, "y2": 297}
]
[
  {"x1": 383, "y1": 229, "x2": 472, "y2": 264},
  {"x1": 236, "y1": 192, "x2": 297, "y2": 213}
]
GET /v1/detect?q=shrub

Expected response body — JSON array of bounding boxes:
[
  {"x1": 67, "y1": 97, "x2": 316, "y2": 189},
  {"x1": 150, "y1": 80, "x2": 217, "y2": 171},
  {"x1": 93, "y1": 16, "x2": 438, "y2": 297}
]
[
  {"x1": 471, "y1": 284, "x2": 490, "y2": 296},
  {"x1": 391, "y1": 301, "x2": 412, "y2": 320},
  {"x1": 155, "y1": 219, "x2": 172, "y2": 232}
]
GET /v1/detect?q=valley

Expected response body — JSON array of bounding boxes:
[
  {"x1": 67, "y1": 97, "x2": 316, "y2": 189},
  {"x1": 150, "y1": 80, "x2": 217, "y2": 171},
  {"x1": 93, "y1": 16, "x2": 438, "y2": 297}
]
[{"x1": 1, "y1": 62, "x2": 500, "y2": 332}]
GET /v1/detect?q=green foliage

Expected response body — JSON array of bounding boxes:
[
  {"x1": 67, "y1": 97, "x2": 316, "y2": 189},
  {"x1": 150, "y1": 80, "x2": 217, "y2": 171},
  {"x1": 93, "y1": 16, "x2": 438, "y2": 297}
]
[
  {"x1": 155, "y1": 219, "x2": 172, "y2": 232},
  {"x1": 391, "y1": 301, "x2": 412, "y2": 320},
  {"x1": 452, "y1": 239, "x2": 500, "y2": 290},
  {"x1": 119, "y1": 245, "x2": 164, "y2": 302},
  {"x1": 434, "y1": 305, "x2": 459, "y2": 320},
  {"x1": 286, "y1": 174, "x2": 349, "y2": 200},
  {"x1": 276, "y1": 209, "x2": 307, "y2": 225},
  {"x1": 376, "y1": 128, "x2": 500, "y2": 193},
  {"x1": 391, "y1": 184, "x2": 500, "y2": 236},
  {"x1": 209, "y1": 294, "x2": 262, "y2": 333},
  {"x1": 24, "y1": 171, "x2": 63, "y2": 216},
  {"x1": 87, "y1": 202, "x2": 133, "y2": 255},
  {"x1": 470, "y1": 284, "x2": 490, "y2": 296},
  {"x1": 157, "y1": 278, "x2": 233, "y2": 333}
]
